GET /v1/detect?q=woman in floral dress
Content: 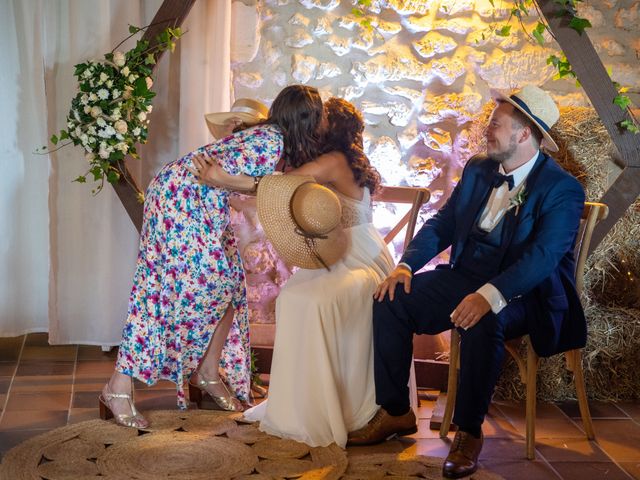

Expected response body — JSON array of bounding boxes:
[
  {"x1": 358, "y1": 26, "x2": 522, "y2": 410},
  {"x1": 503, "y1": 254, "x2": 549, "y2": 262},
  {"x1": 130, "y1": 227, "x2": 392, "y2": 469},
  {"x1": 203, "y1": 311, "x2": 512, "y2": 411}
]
[{"x1": 100, "y1": 85, "x2": 325, "y2": 428}]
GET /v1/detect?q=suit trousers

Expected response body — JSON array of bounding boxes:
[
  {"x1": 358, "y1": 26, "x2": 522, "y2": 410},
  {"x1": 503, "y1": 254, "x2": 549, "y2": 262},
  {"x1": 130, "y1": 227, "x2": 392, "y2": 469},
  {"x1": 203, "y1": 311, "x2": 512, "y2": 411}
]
[{"x1": 372, "y1": 268, "x2": 528, "y2": 430}]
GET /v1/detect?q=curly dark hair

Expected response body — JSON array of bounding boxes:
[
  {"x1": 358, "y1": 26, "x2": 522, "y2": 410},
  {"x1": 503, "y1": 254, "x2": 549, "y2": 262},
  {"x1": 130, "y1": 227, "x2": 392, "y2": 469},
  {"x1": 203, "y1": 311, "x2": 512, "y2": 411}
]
[
  {"x1": 322, "y1": 97, "x2": 381, "y2": 193},
  {"x1": 265, "y1": 85, "x2": 324, "y2": 168}
]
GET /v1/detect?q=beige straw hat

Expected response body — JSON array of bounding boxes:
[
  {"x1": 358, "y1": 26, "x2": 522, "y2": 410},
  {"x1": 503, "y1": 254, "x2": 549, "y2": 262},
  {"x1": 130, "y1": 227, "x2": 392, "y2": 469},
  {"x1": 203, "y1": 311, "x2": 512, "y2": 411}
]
[
  {"x1": 491, "y1": 84, "x2": 560, "y2": 152},
  {"x1": 205, "y1": 98, "x2": 269, "y2": 139},
  {"x1": 257, "y1": 175, "x2": 349, "y2": 270}
]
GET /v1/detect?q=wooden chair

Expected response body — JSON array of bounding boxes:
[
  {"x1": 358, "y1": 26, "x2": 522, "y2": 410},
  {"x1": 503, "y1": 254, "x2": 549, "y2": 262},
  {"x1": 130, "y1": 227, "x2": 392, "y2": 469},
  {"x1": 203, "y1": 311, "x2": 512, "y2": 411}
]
[
  {"x1": 373, "y1": 185, "x2": 431, "y2": 416},
  {"x1": 439, "y1": 202, "x2": 609, "y2": 459}
]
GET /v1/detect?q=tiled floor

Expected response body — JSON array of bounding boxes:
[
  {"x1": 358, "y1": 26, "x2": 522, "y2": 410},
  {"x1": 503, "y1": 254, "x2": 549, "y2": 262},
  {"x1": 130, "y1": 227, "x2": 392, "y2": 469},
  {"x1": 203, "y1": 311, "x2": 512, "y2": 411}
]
[{"x1": 1, "y1": 333, "x2": 639, "y2": 479}]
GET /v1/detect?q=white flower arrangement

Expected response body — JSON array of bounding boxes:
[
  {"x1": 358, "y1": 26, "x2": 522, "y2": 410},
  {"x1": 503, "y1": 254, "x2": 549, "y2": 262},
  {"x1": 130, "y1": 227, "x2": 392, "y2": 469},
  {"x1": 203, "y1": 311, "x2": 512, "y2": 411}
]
[{"x1": 40, "y1": 24, "x2": 182, "y2": 196}]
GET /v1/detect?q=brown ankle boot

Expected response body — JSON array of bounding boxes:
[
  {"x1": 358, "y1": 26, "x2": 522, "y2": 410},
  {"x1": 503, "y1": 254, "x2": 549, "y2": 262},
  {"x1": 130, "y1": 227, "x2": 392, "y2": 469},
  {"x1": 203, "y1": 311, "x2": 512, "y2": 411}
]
[{"x1": 442, "y1": 430, "x2": 483, "y2": 479}]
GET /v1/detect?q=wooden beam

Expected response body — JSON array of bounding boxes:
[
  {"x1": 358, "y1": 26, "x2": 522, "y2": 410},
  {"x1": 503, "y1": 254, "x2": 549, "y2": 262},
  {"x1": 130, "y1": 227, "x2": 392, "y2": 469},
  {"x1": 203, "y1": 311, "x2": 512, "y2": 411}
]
[
  {"x1": 538, "y1": 0, "x2": 640, "y2": 253},
  {"x1": 591, "y1": 167, "x2": 640, "y2": 251},
  {"x1": 111, "y1": 0, "x2": 197, "y2": 232}
]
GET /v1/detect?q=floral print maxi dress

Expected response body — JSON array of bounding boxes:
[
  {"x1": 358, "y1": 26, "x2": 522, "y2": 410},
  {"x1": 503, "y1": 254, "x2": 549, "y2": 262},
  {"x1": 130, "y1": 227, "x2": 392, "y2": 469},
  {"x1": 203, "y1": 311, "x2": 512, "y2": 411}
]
[{"x1": 115, "y1": 124, "x2": 283, "y2": 409}]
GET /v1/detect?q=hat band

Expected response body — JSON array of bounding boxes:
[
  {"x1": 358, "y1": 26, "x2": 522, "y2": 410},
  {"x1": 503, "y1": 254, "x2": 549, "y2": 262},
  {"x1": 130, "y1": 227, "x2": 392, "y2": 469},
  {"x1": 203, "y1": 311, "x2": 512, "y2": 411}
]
[
  {"x1": 509, "y1": 95, "x2": 550, "y2": 133},
  {"x1": 230, "y1": 105, "x2": 266, "y2": 118},
  {"x1": 293, "y1": 227, "x2": 331, "y2": 271}
]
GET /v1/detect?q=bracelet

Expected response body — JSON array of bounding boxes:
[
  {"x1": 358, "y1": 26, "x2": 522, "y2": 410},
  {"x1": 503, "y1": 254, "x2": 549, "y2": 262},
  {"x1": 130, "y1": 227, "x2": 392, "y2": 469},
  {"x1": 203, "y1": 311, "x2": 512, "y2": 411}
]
[{"x1": 252, "y1": 175, "x2": 263, "y2": 193}]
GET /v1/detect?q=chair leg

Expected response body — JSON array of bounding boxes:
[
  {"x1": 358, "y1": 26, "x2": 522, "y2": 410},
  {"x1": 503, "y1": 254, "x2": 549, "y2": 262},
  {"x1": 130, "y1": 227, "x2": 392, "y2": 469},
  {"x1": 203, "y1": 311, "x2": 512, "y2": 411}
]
[
  {"x1": 440, "y1": 329, "x2": 459, "y2": 438},
  {"x1": 409, "y1": 358, "x2": 419, "y2": 418},
  {"x1": 525, "y1": 340, "x2": 539, "y2": 460},
  {"x1": 570, "y1": 349, "x2": 595, "y2": 440}
]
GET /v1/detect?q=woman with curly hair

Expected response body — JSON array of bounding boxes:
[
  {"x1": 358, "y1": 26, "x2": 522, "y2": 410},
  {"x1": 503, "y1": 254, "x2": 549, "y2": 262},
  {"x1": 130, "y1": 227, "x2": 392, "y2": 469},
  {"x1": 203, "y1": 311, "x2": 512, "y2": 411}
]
[{"x1": 192, "y1": 97, "x2": 394, "y2": 448}]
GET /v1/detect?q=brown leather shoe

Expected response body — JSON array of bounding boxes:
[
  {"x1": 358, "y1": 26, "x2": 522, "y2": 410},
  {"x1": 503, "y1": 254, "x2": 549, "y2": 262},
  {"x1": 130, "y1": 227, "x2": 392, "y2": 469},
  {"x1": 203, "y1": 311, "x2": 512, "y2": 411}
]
[
  {"x1": 442, "y1": 430, "x2": 483, "y2": 479},
  {"x1": 346, "y1": 408, "x2": 417, "y2": 446}
]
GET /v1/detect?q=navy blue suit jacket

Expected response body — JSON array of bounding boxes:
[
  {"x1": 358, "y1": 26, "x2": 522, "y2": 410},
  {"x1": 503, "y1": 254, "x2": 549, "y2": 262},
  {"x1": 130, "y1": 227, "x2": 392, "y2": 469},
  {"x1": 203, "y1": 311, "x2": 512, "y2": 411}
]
[{"x1": 400, "y1": 152, "x2": 586, "y2": 357}]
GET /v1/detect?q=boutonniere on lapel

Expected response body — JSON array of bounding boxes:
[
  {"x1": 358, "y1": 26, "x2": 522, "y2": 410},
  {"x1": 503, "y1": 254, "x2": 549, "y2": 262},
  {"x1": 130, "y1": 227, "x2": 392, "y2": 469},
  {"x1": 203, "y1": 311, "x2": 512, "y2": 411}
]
[{"x1": 507, "y1": 186, "x2": 527, "y2": 216}]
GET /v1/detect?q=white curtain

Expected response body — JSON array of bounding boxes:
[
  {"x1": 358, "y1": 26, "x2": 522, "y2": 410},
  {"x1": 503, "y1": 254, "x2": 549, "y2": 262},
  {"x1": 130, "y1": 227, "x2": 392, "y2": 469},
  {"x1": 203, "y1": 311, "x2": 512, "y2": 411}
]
[{"x1": 0, "y1": 0, "x2": 232, "y2": 345}]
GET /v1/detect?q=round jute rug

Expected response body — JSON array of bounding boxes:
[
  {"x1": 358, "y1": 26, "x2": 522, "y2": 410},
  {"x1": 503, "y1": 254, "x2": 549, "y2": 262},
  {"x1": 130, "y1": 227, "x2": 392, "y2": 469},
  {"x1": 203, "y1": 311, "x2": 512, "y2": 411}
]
[{"x1": 0, "y1": 410, "x2": 503, "y2": 479}]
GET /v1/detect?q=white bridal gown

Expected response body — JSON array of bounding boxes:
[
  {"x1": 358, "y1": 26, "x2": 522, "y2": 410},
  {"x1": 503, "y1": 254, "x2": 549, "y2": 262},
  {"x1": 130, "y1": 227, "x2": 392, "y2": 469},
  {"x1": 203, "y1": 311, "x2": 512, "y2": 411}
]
[{"x1": 243, "y1": 187, "x2": 394, "y2": 448}]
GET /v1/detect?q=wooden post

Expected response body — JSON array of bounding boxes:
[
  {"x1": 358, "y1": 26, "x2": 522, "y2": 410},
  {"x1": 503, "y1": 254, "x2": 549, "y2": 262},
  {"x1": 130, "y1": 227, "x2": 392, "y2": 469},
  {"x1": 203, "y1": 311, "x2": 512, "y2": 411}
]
[
  {"x1": 111, "y1": 0, "x2": 197, "y2": 232},
  {"x1": 538, "y1": 0, "x2": 640, "y2": 253}
]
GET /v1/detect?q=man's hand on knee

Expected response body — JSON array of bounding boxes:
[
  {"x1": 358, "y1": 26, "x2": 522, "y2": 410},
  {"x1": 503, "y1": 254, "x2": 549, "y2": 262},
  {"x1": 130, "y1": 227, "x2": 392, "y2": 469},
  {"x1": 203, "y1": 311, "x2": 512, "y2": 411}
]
[
  {"x1": 374, "y1": 266, "x2": 412, "y2": 302},
  {"x1": 450, "y1": 293, "x2": 491, "y2": 330}
]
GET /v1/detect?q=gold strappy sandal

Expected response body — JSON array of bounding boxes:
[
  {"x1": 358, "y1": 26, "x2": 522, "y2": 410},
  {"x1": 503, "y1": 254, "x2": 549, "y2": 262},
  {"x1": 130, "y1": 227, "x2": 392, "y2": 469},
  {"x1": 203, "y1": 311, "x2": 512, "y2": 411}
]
[
  {"x1": 99, "y1": 384, "x2": 150, "y2": 429},
  {"x1": 188, "y1": 372, "x2": 243, "y2": 412}
]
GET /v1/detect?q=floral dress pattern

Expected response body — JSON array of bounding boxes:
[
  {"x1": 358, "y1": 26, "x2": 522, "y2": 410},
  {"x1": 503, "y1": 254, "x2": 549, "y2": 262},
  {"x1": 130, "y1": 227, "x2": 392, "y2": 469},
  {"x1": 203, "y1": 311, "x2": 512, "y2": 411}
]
[{"x1": 115, "y1": 124, "x2": 283, "y2": 409}]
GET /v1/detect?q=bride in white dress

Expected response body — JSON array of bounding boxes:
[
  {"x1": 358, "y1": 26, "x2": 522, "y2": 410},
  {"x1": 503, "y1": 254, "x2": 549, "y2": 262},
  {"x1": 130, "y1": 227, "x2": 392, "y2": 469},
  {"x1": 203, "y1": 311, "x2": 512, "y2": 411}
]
[{"x1": 194, "y1": 97, "x2": 393, "y2": 448}]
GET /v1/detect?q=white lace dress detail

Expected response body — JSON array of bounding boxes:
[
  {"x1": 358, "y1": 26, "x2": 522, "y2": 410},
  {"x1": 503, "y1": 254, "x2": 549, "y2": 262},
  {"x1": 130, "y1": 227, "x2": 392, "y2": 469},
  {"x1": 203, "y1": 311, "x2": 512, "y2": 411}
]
[{"x1": 333, "y1": 187, "x2": 372, "y2": 228}]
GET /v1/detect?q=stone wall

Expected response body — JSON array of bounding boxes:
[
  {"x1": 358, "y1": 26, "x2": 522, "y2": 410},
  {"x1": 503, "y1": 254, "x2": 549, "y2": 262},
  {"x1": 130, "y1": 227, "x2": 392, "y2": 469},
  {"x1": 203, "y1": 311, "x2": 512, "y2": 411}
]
[{"x1": 228, "y1": 0, "x2": 639, "y2": 345}]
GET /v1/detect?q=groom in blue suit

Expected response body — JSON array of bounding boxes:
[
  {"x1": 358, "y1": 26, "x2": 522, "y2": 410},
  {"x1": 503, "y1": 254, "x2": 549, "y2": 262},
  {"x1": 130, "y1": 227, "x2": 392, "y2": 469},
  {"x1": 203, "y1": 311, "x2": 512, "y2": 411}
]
[{"x1": 347, "y1": 85, "x2": 585, "y2": 479}]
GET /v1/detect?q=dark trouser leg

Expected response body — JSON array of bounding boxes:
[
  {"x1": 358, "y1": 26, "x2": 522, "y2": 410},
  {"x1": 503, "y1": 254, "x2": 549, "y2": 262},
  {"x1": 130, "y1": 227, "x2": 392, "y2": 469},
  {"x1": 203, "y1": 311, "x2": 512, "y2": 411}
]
[
  {"x1": 453, "y1": 299, "x2": 528, "y2": 432},
  {"x1": 373, "y1": 269, "x2": 482, "y2": 416}
]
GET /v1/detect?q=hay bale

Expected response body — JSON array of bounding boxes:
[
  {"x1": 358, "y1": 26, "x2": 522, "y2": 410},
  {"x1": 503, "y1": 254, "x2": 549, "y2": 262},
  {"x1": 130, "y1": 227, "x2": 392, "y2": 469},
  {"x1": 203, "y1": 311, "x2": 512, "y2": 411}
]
[{"x1": 495, "y1": 304, "x2": 640, "y2": 401}]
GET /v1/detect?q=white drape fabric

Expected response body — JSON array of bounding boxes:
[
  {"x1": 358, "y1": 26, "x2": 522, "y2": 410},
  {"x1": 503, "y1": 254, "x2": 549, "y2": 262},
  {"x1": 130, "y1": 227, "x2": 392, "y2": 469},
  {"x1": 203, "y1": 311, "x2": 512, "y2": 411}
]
[{"x1": 0, "y1": 0, "x2": 232, "y2": 344}]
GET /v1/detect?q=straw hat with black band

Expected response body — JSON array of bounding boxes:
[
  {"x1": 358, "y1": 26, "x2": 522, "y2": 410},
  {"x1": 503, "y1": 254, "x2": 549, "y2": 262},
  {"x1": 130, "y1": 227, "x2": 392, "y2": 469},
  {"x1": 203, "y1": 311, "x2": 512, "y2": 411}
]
[
  {"x1": 491, "y1": 84, "x2": 560, "y2": 152},
  {"x1": 257, "y1": 175, "x2": 349, "y2": 270},
  {"x1": 205, "y1": 98, "x2": 269, "y2": 139}
]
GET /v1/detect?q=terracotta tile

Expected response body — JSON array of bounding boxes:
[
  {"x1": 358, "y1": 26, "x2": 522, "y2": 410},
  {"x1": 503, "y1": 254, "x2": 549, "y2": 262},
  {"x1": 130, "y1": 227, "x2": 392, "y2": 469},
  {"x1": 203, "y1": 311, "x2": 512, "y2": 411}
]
[
  {"x1": 72, "y1": 377, "x2": 109, "y2": 392},
  {"x1": 410, "y1": 418, "x2": 452, "y2": 439},
  {"x1": 558, "y1": 401, "x2": 628, "y2": 419},
  {"x1": 0, "y1": 410, "x2": 68, "y2": 431},
  {"x1": 134, "y1": 390, "x2": 180, "y2": 410},
  {"x1": 0, "y1": 337, "x2": 23, "y2": 362},
  {"x1": 617, "y1": 402, "x2": 640, "y2": 422},
  {"x1": 24, "y1": 333, "x2": 50, "y2": 347},
  {"x1": 481, "y1": 438, "x2": 529, "y2": 460},
  {"x1": 402, "y1": 438, "x2": 451, "y2": 458},
  {"x1": 495, "y1": 401, "x2": 584, "y2": 439},
  {"x1": 536, "y1": 437, "x2": 610, "y2": 462},
  {"x1": 480, "y1": 459, "x2": 562, "y2": 480},
  {"x1": 619, "y1": 461, "x2": 640, "y2": 480},
  {"x1": 72, "y1": 391, "x2": 101, "y2": 409},
  {"x1": 550, "y1": 461, "x2": 633, "y2": 480},
  {"x1": 74, "y1": 360, "x2": 115, "y2": 376},
  {"x1": 0, "y1": 428, "x2": 49, "y2": 459},
  {"x1": 11, "y1": 375, "x2": 73, "y2": 392},
  {"x1": 417, "y1": 401, "x2": 435, "y2": 420},
  {"x1": 4, "y1": 391, "x2": 71, "y2": 411},
  {"x1": 590, "y1": 419, "x2": 640, "y2": 463},
  {"x1": 77, "y1": 345, "x2": 118, "y2": 361},
  {"x1": 20, "y1": 345, "x2": 77, "y2": 362},
  {"x1": 0, "y1": 363, "x2": 17, "y2": 376},
  {"x1": 0, "y1": 377, "x2": 12, "y2": 394},
  {"x1": 68, "y1": 408, "x2": 100, "y2": 425},
  {"x1": 134, "y1": 379, "x2": 178, "y2": 391},
  {"x1": 15, "y1": 362, "x2": 74, "y2": 376},
  {"x1": 483, "y1": 411, "x2": 522, "y2": 439}
]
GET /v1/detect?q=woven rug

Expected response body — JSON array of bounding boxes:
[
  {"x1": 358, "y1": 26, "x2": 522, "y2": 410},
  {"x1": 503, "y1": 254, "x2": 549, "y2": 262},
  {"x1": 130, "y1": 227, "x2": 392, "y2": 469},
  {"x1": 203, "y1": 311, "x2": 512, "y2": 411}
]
[{"x1": 0, "y1": 410, "x2": 504, "y2": 479}]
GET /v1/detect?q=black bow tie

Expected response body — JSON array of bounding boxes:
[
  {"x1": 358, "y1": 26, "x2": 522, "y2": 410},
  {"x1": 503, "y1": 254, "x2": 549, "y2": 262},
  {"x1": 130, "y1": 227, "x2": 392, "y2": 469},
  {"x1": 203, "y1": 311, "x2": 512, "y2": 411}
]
[{"x1": 492, "y1": 172, "x2": 515, "y2": 191}]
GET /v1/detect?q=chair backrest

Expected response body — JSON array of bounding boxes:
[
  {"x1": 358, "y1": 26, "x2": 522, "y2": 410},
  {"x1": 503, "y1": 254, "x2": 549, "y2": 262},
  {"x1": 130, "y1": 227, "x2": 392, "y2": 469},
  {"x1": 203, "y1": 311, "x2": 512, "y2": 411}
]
[
  {"x1": 373, "y1": 186, "x2": 431, "y2": 249},
  {"x1": 574, "y1": 202, "x2": 609, "y2": 297}
]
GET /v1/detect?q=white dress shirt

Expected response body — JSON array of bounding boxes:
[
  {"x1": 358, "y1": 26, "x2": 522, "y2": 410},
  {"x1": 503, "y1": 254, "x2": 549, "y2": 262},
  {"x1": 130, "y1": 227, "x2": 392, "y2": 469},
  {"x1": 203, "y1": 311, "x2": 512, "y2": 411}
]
[{"x1": 476, "y1": 152, "x2": 539, "y2": 313}]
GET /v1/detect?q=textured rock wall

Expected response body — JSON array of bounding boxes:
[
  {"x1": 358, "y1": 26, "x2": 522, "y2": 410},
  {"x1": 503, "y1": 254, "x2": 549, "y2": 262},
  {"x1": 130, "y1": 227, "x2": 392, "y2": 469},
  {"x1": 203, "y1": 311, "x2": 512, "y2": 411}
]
[{"x1": 228, "y1": 0, "x2": 639, "y2": 336}]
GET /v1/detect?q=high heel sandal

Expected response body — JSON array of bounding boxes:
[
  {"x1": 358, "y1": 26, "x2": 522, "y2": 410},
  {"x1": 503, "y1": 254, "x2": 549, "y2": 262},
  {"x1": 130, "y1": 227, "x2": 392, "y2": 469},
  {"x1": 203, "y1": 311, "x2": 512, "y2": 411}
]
[
  {"x1": 99, "y1": 384, "x2": 150, "y2": 429},
  {"x1": 188, "y1": 372, "x2": 243, "y2": 412}
]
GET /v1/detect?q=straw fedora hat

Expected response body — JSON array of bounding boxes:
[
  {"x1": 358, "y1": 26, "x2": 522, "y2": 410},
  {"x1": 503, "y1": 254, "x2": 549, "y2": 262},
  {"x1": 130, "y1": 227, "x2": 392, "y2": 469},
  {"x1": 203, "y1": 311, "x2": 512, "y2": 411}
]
[
  {"x1": 205, "y1": 98, "x2": 269, "y2": 139},
  {"x1": 491, "y1": 84, "x2": 560, "y2": 152},
  {"x1": 257, "y1": 175, "x2": 349, "y2": 270}
]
